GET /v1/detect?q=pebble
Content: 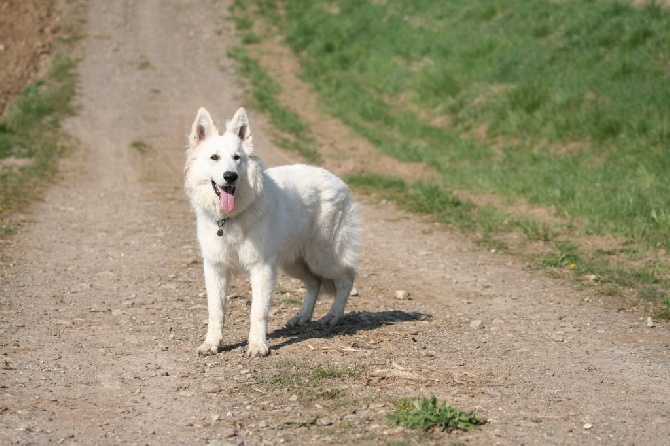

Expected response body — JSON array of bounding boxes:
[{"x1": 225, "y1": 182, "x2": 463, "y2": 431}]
[
  {"x1": 583, "y1": 423, "x2": 593, "y2": 430},
  {"x1": 646, "y1": 317, "x2": 656, "y2": 328},
  {"x1": 552, "y1": 332, "x2": 565, "y2": 342},
  {"x1": 55, "y1": 320, "x2": 73, "y2": 328},
  {"x1": 318, "y1": 417, "x2": 333, "y2": 426},
  {"x1": 350, "y1": 287, "x2": 359, "y2": 296},
  {"x1": 201, "y1": 382, "x2": 221, "y2": 393},
  {"x1": 469, "y1": 319, "x2": 484, "y2": 329},
  {"x1": 395, "y1": 290, "x2": 410, "y2": 300},
  {"x1": 288, "y1": 394, "x2": 298, "y2": 402},
  {"x1": 222, "y1": 427, "x2": 238, "y2": 438},
  {"x1": 258, "y1": 420, "x2": 268, "y2": 428}
]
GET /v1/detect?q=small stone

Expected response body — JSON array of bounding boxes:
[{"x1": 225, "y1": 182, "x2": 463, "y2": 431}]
[
  {"x1": 583, "y1": 423, "x2": 593, "y2": 430},
  {"x1": 201, "y1": 382, "x2": 221, "y2": 393},
  {"x1": 258, "y1": 420, "x2": 268, "y2": 428},
  {"x1": 395, "y1": 290, "x2": 410, "y2": 300},
  {"x1": 111, "y1": 309, "x2": 123, "y2": 316},
  {"x1": 211, "y1": 414, "x2": 221, "y2": 422},
  {"x1": 222, "y1": 427, "x2": 237, "y2": 438},
  {"x1": 552, "y1": 332, "x2": 565, "y2": 342},
  {"x1": 318, "y1": 417, "x2": 333, "y2": 426},
  {"x1": 469, "y1": 319, "x2": 484, "y2": 329},
  {"x1": 350, "y1": 287, "x2": 359, "y2": 297},
  {"x1": 288, "y1": 394, "x2": 298, "y2": 402},
  {"x1": 55, "y1": 320, "x2": 73, "y2": 328},
  {"x1": 646, "y1": 317, "x2": 656, "y2": 328}
]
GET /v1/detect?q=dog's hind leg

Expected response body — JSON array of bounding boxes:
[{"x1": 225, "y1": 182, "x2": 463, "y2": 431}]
[
  {"x1": 283, "y1": 259, "x2": 321, "y2": 327},
  {"x1": 319, "y1": 268, "x2": 355, "y2": 327}
]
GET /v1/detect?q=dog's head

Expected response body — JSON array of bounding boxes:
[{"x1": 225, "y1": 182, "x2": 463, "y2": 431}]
[{"x1": 185, "y1": 107, "x2": 264, "y2": 218}]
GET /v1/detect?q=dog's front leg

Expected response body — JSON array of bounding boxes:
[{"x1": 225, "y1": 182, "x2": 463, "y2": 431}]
[
  {"x1": 197, "y1": 260, "x2": 228, "y2": 356},
  {"x1": 247, "y1": 258, "x2": 277, "y2": 357}
]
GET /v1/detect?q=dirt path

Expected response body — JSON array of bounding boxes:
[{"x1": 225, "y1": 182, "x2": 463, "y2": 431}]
[{"x1": 1, "y1": 1, "x2": 669, "y2": 445}]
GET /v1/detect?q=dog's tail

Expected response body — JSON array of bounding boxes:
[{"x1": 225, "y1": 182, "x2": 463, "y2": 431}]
[
  {"x1": 318, "y1": 198, "x2": 359, "y2": 297},
  {"x1": 334, "y1": 198, "x2": 361, "y2": 270}
]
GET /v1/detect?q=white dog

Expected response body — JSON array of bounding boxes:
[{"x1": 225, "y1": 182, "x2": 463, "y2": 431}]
[{"x1": 185, "y1": 107, "x2": 360, "y2": 357}]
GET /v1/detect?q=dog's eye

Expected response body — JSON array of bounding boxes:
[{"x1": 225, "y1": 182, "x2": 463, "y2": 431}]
[
  {"x1": 233, "y1": 154, "x2": 241, "y2": 161},
  {"x1": 210, "y1": 154, "x2": 219, "y2": 161}
]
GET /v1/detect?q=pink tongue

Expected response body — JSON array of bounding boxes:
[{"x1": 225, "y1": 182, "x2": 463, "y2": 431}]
[{"x1": 220, "y1": 188, "x2": 235, "y2": 213}]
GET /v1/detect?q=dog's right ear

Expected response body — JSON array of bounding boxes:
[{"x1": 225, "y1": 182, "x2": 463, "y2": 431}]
[{"x1": 189, "y1": 108, "x2": 217, "y2": 148}]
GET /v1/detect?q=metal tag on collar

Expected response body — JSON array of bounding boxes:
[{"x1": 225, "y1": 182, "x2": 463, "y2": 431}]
[{"x1": 216, "y1": 218, "x2": 227, "y2": 236}]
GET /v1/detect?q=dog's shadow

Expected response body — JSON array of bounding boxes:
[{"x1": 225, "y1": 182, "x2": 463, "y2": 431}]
[{"x1": 220, "y1": 310, "x2": 432, "y2": 354}]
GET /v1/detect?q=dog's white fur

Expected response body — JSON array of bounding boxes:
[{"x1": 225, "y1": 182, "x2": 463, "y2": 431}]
[{"x1": 185, "y1": 107, "x2": 360, "y2": 357}]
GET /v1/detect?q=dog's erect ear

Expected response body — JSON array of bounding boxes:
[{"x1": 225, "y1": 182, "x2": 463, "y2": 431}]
[
  {"x1": 226, "y1": 107, "x2": 252, "y2": 141},
  {"x1": 189, "y1": 108, "x2": 217, "y2": 148}
]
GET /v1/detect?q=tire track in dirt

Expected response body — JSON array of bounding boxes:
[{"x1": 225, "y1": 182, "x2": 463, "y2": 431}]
[{"x1": 1, "y1": 1, "x2": 669, "y2": 445}]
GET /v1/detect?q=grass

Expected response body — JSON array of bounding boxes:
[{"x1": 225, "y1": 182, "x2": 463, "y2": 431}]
[
  {"x1": 228, "y1": 0, "x2": 670, "y2": 310},
  {"x1": 276, "y1": 0, "x2": 670, "y2": 249},
  {"x1": 130, "y1": 139, "x2": 151, "y2": 154},
  {"x1": 253, "y1": 362, "x2": 361, "y2": 406},
  {"x1": 261, "y1": 364, "x2": 360, "y2": 388},
  {"x1": 310, "y1": 366, "x2": 361, "y2": 380},
  {"x1": 0, "y1": 56, "x2": 77, "y2": 219},
  {"x1": 386, "y1": 396, "x2": 486, "y2": 432},
  {"x1": 225, "y1": 45, "x2": 320, "y2": 164},
  {"x1": 137, "y1": 57, "x2": 153, "y2": 70},
  {"x1": 654, "y1": 299, "x2": 670, "y2": 320},
  {"x1": 344, "y1": 173, "x2": 477, "y2": 231}
]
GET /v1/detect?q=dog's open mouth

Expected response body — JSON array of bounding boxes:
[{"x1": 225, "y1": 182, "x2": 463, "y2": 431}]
[{"x1": 212, "y1": 180, "x2": 236, "y2": 213}]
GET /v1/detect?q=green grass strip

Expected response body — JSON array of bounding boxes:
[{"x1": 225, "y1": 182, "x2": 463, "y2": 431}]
[
  {"x1": 226, "y1": 45, "x2": 321, "y2": 164},
  {"x1": 0, "y1": 56, "x2": 77, "y2": 219}
]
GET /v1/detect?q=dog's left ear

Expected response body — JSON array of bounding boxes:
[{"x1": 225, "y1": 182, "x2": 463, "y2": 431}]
[{"x1": 227, "y1": 107, "x2": 252, "y2": 141}]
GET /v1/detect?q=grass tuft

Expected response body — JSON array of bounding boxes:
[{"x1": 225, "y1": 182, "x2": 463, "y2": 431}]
[
  {"x1": 130, "y1": 139, "x2": 151, "y2": 154},
  {"x1": 386, "y1": 396, "x2": 486, "y2": 432}
]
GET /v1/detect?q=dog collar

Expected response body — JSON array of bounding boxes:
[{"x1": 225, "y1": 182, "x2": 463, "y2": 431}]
[{"x1": 216, "y1": 218, "x2": 227, "y2": 236}]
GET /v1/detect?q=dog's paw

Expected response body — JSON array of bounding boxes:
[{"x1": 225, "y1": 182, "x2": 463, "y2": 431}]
[
  {"x1": 286, "y1": 314, "x2": 311, "y2": 327},
  {"x1": 197, "y1": 342, "x2": 220, "y2": 356},
  {"x1": 246, "y1": 342, "x2": 269, "y2": 358},
  {"x1": 318, "y1": 313, "x2": 342, "y2": 327}
]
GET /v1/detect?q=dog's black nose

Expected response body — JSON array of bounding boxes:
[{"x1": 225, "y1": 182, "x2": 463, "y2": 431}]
[{"x1": 223, "y1": 171, "x2": 238, "y2": 184}]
